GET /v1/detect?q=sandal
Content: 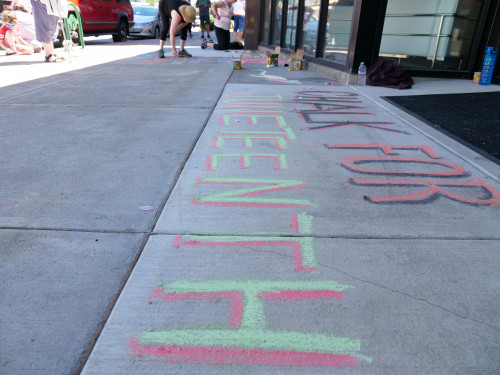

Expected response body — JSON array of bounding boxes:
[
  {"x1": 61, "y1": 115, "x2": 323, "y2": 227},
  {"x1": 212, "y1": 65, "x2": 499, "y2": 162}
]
[{"x1": 45, "y1": 54, "x2": 63, "y2": 63}]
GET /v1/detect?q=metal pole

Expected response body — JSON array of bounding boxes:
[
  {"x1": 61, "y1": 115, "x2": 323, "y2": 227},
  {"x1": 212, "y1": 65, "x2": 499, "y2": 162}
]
[{"x1": 431, "y1": 14, "x2": 445, "y2": 68}]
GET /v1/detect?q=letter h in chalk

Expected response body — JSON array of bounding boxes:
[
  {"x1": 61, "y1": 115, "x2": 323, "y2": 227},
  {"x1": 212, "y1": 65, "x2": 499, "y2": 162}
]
[{"x1": 129, "y1": 280, "x2": 371, "y2": 367}]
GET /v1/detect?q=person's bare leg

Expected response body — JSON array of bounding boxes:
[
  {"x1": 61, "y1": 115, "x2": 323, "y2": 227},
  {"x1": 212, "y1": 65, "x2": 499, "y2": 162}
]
[
  {"x1": 5, "y1": 30, "x2": 17, "y2": 52},
  {"x1": 17, "y1": 44, "x2": 34, "y2": 55},
  {"x1": 43, "y1": 41, "x2": 53, "y2": 58},
  {"x1": 238, "y1": 31, "x2": 243, "y2": 42},
  {"x1": 180, "y1": 39, "x2": 186, "y2": 50}
]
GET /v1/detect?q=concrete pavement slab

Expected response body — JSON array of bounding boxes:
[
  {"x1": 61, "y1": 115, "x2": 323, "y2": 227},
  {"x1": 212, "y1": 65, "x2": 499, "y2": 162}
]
[
  {"x1": 0, "y1": 59, "x2": 233, "y2": 108},
  {"x1": 0, "y1": 229, "x2": 145, "y2": 375},
  {"x1": 81, "y1": 235, "x2": 500, "y2": 375},
  {"x1": 154, "y1": 84, "x2": 500, "y2": 238},
  {"x1": 0, "y1": 105, "x2": 210, "y2": 231}
]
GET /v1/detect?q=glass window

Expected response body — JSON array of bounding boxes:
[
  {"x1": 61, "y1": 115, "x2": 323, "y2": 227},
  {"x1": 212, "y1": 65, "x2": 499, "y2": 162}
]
[
  {"x1": 284, "y1": 0, "x2": 300, "y2": 50},
  {"x1": 133, "y1": 7, "x2": 157, "y2": 16},
  {"x1": 302, "y1": 0, "x2": 322, "y2": 56},
  {"x1": 273, "y1": 0, "x2": 284, "y2": 46},
  {"x1": 379, "y1": 0, "x2": 483, "y2": 71},
  {"x1": 323, "y1": 0, "x2": 355, "y2": 64}
]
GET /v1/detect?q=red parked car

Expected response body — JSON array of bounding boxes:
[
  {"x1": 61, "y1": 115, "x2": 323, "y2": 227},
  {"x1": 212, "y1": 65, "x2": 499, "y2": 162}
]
[{"x1": 64, "y1": 0, "x2": 134, "y2": 43}]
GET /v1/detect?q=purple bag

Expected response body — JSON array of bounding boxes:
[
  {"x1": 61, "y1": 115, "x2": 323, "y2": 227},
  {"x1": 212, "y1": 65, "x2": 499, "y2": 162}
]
[{"x1": 366, "y1": 59, "x2": 414, "y2": 89}]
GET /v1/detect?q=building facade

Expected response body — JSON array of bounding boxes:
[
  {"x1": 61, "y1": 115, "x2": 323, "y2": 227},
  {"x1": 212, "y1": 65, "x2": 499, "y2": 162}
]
[{"x1": 245, "y1": 0, "x2": 500, "y2": 83}]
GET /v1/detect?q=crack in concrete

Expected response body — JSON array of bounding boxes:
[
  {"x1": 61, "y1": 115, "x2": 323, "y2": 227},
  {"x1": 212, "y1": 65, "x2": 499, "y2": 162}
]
[{"x1": 241, "y1": 244, "x2": 500, "y2": 332}]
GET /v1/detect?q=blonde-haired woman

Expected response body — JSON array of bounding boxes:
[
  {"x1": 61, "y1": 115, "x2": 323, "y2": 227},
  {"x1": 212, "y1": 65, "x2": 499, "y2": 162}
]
[{"x1": 158, "y1": 0, "x2": 196, "y2": 58}]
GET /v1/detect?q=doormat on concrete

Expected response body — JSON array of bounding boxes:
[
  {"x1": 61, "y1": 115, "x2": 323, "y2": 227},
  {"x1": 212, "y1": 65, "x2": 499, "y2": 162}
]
[{"x1": 383, "y1": 92, "x2": 500, "y2": 163}]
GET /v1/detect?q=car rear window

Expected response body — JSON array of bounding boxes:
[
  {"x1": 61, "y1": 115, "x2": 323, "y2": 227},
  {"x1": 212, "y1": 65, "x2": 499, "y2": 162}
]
[{"x1": 133, "y1": 6, "x2": 156, "y2": 16}]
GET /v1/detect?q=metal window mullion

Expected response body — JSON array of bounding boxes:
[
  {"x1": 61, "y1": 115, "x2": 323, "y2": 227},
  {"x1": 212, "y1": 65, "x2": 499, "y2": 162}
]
[
  {"x1": 269, "y1": 0, "x2": 276, "y2": 45},
  {"x1": 295, "y1": 0, "x2": 305, "y2": 49},
  {"x1": 316, "y1": 0, "x2": 329, "y2": 57}
]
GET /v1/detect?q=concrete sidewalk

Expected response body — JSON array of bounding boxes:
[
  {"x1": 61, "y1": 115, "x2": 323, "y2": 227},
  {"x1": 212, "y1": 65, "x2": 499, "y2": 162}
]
[{"x1": 1, "y1": 35, "x2": 500, "y2": 375}]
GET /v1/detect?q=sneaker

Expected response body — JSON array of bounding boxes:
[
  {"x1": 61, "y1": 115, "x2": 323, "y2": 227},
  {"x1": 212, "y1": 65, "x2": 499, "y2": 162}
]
[
  {"x1": 208, "y1": 39, "x2": 213, "y2": 44},
  {"x1": 201, "y1": 35, "x2": 205, "y2": 39},
  {"x1": 201, "y1": 39, "x2": 207, "y2": 49},
  {"x1": 207, "y1": 34, "x2": 211, "y2": 38},
  {"x1": 178, "y1": 49, "x2": 192, "y2": 57},
  {"x1": 158, "y1": 49, "x2": 165, "y2": 58}
]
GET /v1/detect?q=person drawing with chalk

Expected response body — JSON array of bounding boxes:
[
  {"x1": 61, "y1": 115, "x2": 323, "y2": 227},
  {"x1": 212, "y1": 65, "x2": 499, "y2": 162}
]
[{"x1": 158, "y1": 0, "x2": 196, "y2": 58}]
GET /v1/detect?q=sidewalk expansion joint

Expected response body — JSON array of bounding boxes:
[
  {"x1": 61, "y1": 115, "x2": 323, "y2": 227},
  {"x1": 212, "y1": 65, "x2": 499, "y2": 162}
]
[
  {"x1": 151, "y1": 232, "x2": 500, "y2": 241},
  {"x1": 2, "y1": 104, "x2": 216, "y2": 109},
  {"x1": 0, "y1": 226, "x2": 148, "y2": 234}
]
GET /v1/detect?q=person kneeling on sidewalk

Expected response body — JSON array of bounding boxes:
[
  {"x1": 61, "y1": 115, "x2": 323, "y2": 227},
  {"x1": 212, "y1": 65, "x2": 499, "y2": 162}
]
[
  {"x1": 158, "y1": 0, "x2": 196, "y2": 58},
  {"x1": 201, "y1": 0, "x2": 243, "y2": 51}
]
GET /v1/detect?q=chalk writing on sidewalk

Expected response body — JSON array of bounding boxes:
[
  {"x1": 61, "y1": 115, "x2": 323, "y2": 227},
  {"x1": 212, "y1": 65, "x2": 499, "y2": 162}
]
[
  {"x1": 348, "y1": 179, "x2": 500, "y2": 205},
  {"x1": 291, "y1": 90, "x2": 500, "y2": 206},
  {"x1": 127, "y1": 91, "x2": 371, "y2": 369},
  {"x1": 293, "y1": 91, "x2": 409, "y2": 133},
  {"x1": 332, "y1": 144, "x2": 500, "y2": 205},
  {"x1": 205, "y1": 153, "x2": 288, "y2": 171},
  {"x1": 191, "y1": 177, "x2": 314, "y2": 207},
  {"x1": 128, "y1": 280, "x2": 370, "y2": 367},
  {"x1": 173, "y1": 235, "x2": 318, "y2": 272}
]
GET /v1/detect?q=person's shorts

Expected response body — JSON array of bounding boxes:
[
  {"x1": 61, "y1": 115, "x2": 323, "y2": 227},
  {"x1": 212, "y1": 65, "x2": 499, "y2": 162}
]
[
  {"x1": 200, "y1": 15, "x2": 210, "y2": 27},
  {"x1": 233, "y1": 15, "x2": 245, "y2": 32}
]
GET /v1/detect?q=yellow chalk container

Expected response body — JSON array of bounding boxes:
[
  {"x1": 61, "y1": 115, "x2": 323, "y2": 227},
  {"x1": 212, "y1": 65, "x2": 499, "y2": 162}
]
[
  {"x1": 472, "y1": 72, "x2": 481, "y2": 83},
  {"x1": 233, "y1": 60, "x2": 241, "y2": 69}
]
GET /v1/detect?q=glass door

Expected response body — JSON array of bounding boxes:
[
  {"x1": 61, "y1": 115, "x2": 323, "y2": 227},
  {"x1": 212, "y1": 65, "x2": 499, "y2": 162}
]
[
  {"x1": 284, "y1": 0, "x2": 300, "y2": 50},
  {"x1": 379, "y1": 0, "x2": 484, "y2": 71},
  {"x1": 323, "y1": 0, "x2": 355, "y2": 65}
]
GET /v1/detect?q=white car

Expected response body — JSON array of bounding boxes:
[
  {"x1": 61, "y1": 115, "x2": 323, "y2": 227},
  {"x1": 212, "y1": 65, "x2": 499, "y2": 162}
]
[{"x1": 129, "y1": 5, "x2": 160, "y2": 38}]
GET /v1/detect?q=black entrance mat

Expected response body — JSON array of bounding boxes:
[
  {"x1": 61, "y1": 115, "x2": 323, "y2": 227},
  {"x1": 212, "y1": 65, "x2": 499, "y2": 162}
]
[{"x1": 384, "y1": 92, "x2": 500, "y2": 163}]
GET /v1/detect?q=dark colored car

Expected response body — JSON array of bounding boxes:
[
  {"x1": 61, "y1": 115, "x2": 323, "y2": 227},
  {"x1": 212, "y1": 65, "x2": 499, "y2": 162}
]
[{"x1": 63, "y1": 0, "x2": 134, "y2": 43}]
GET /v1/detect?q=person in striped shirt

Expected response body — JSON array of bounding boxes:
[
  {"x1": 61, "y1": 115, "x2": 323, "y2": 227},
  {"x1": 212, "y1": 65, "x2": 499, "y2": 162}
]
[{"x1": 202, "y1": 0, "x2": 237, "y2": 50}]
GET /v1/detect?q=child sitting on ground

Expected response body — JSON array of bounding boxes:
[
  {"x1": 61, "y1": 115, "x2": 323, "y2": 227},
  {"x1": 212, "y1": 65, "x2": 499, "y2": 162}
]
[{"x1": 0, "y1": 10, "x2": 34, "y2": 55}]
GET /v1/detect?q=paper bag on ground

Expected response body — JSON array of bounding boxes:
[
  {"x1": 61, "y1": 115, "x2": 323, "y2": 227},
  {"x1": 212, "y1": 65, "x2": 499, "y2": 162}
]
[
  {"x1": 266, "y1": 46, "x2": 281, "y2": 67},
  {"x1": 289, "y1": 49, "x2": 304, "y2": 70}
]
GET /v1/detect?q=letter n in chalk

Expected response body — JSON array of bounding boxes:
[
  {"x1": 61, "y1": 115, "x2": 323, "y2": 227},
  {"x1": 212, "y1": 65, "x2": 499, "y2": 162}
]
[{"x1": 192, "y1": 177, "x2": 313, "y2": 207}]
